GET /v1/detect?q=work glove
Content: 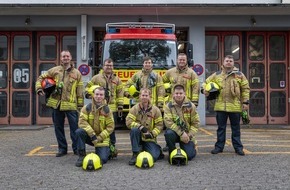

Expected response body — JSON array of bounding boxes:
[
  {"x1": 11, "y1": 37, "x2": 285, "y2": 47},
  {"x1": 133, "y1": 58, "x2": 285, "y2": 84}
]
[
  {"x1": 124, "y1": 92, "x2": 130, "y2": 98},
  {"x1": 91, "y1": 135, "x2": 98, "y2": 146},
  {"x1": 138, "y1": 125, "x2": 148, "y2": 133},
  {"x1": 37, "y1": 89, "x2": 45, "y2": 96},
  {"x1": 144, "y1": 132, "x2": 154, "y2": 139}
]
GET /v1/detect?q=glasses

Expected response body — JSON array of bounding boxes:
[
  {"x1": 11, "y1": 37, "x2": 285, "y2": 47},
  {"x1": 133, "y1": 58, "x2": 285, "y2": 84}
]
[{"x1": 104, "y1": 65, "x2": 113, "y2": 67}]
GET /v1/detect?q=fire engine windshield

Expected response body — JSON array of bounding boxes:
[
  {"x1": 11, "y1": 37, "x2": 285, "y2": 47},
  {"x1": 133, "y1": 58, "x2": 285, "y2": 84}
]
[{"x1": 103, "y1": 39, "x2": 177, "y2": 69}]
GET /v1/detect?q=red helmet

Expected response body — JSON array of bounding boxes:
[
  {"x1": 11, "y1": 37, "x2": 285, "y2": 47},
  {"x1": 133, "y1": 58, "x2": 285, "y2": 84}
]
[{"x1": 41, "y1": 78, "x2": 56, "y2": 90}]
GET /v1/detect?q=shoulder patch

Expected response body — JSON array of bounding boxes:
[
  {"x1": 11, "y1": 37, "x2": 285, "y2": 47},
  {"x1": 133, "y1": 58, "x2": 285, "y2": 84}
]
[
  {"x1": 86, "y1": 103, "x2": 92, "y2": 113},
  {"x1": 167, "y1": 102, "x2": 173, "y2": 108},
  {"x1": 184, "y1": 102, "x2": 192, "y2": 108}
]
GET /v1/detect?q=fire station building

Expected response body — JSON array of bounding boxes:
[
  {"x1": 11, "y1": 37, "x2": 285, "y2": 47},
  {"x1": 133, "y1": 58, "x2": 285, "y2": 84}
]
[{"x1": 1, "y1": 0, "x2": 290, "y2": 126}]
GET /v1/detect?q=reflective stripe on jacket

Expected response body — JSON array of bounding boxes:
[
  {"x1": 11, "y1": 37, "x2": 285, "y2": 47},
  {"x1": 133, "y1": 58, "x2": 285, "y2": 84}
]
[
  {"x1": 126, "y1": 103, "x2": 163, "y2": 142},
  {"x1": 78, "y1": 101, "x2": 115, "y2": 147},
  {"x1": 35, "y1": 63, "x2": 84, "y2": 110},
  {"x1": 203, "y1": 67, "x2": 250, "y2": 112}
]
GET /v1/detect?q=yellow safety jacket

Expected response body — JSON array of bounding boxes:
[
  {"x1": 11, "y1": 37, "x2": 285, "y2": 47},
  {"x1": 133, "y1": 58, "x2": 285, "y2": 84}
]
[
  {"x1": 126, "y1": 103, "x2": 163, "y2": 142},
  {"x1": 35, "y1": 63, "x2": 84, "y2": 110},
  {"x1": 124, "y1": 69, "x2": 165, "y2": 107},
  {"x1": 203, "y1": 66, "x2": 250, "y2": 112},
  {"x1": 163, "y1": 65, "x2": 200, "y2": 105},
  {"x1": 86, "y1": 72, "x2": 124, "y2": 112},
  {"x1": 78, "y1": 100, "x2": 115, "y2": 147},
  {"x1": 164, "y1": 97, "x2": 200, "y2": 143}
]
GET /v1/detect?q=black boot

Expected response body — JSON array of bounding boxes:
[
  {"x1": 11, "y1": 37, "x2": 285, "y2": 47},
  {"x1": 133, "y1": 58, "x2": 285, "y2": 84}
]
[
  {"x1": 128, "y1": 152, "x2": 139, "y2": 165},
  {"x1": 75, "y1": 150, "x2": 86, "y2": 167}
]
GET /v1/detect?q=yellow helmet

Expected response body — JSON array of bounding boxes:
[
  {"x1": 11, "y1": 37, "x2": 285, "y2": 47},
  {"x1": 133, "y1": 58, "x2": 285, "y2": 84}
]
[
  {"x1": 205, "y1": 82, "x2": 220, "y2": 101},
  {"x1": 87, "y1": 85, "x2": 101, "y2": 96},
  {"x1": 135, "y1": 151, "x2": 154, "y2": 169},
  {"x1": 164, "y1": 83, "x2": 171, "y2": 94},
  {"x1": 169, "y1": 148, "x2": 188, "y2": 166},
  {"x1": 129, "y1": 85, "x2": 140, "y2": 98},
  {"x1": 82, "y1": 153, "x2": 102, "y2": 171}
]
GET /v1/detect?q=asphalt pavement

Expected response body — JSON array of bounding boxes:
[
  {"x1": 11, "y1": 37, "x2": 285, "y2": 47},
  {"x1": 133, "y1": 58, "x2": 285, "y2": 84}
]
[{"x1": 0, "y1": 124, "x2": 289, "y2": 190}]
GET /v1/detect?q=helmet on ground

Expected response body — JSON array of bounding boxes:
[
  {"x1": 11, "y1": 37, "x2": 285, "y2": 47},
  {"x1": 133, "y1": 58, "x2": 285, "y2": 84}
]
[
  {"x1": 205, "y1": 82, "x2": 220, "y2": 101},
  {"x1": 87, "y1": 85, "x2": 101, "y2": 96},
  {"x1": 135, "y1": 151, "x2": 154, "y2": 169},
  {"x1": 241, "y1": 110, "x2": 250, "y2": 125},
  {"x1": 164, "y1": 83, "x2": 171, "y2": 94},
  {"x1": 169, "y1": 148, "x2": 188, "y2": 166},
  {"x1": 82, "y1": 153, "x2": 102, "y2": 171},
  {"x1": 129, "y1": 85, "x2": 140, "y2": 98}
]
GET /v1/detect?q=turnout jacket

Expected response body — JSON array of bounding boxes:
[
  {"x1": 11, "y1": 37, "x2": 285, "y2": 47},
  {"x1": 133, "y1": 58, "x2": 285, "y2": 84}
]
[
  {"x1": 86, "y1": 72, "x2": 124, "y2": 112},
  {"x1": 203, "y1": 66, "x2": 250, "y2": 113},
  {"x1": 124, "y1": 69, "x2": 165, "y2": 107},
  {"x1": 162, "y1": 65, "x2": 200, "y2": 104},
  {"x1": 164, "y1": 97, "x2": 200, "y2": 143},
  {"x1": 126, "y1": 103, "x2": 163, "y2": 142},
  {"x1": 78, "y1": 100, "x2": 115, "y2": 147},
  {"x1": 35, "y1": 63, "x2": 84, "y2": 110}
]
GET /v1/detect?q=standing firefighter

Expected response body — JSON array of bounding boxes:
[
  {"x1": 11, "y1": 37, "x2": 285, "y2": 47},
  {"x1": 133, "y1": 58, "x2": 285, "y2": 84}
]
[
  {"x1": 164, "y1": 84, "x2": 200, "y2": 161},
  {"x1": 35, "y1": 50, "x2": 84, "y2": 157},
  {"x1": 85, "y1": 58, "x2": 123, "y2": 158},
  {"x1": 126, "y1": 88, "x2": 164, "y2": 166},
  {"x1": 203, "y1": 54, "x2": 250, "y2": 156},
  {"x1": 75, "y1": 86, "x2": 115, "y2": 167},
  {"x1": 124, "y1": 56, "x2": 165, "y2": 111},
  {"x1": 162, "y1": 53, "x2": 200, "y2": 106}
]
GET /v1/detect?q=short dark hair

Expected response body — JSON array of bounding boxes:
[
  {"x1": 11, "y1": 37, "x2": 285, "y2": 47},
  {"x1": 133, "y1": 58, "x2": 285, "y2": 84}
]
[
  {"x1": 224, "y1": 55, "x2": 234, "y2": 60},
  {"x1": 173, "y1": 84, "x2": 185, "y2": 92},
  {"x1": 143, "y1": 56, "x2": 152, "y2": 63},
  {"x1": 104, "y1": 58, "x2": 113, "y2": 64}
]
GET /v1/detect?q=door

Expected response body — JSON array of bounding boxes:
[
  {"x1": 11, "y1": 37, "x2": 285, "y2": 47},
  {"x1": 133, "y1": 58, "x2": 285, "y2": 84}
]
[
  {"x1": 247, "y1": 32, "x2": 288, "y2": 124},
  {"x1": 0, "y1": 32, "x2": 33, "y2": 125}
]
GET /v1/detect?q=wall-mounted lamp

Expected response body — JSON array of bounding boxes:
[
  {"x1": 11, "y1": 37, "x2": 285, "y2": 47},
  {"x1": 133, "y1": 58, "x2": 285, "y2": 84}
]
[
  {"x1": 251, "y1": 17, "x2": 256, "y2": 26},
  {"x1": 25, "y1": 17, "x2": 31, "y2": 25}
]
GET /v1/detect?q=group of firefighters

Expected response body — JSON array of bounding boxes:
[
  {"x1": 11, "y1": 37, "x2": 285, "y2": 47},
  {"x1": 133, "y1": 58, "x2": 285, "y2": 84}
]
[{"x1": 35, "y1": 50, "x2": 250, "y2": 169}]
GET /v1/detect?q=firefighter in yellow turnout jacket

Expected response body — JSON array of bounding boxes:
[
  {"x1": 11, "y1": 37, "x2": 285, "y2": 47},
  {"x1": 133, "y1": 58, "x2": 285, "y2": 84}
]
[
  {"x1": 163, "y1": 53, "x2": 200, "y2": 106},
  {"x1": 164, "y1": 84, "x2": 200, "y2": 161},
  {"x1": 75, "y1": 86, "x2": 115, "y2": 167},
  {"x1": 124, "y1": 56, "x2": 165, "y2": 110},
  {"x1": 85, "y1": 58, "x2": 123, "y2": 155},
  {"x1": 126, "y1": 88, "x2": 164, "y2": 165},
  {"x1": 203, "y1": 55, "x2": 250, "y2": 156},
  {"x1": 35, "y1": 50, "x2": 84, "y2": 157}
]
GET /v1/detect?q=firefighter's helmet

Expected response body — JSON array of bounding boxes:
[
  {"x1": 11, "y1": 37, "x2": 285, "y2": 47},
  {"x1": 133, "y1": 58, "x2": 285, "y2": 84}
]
[
  {"x1": 135, "y1": 151, "x2": 154, "y2": 169},
  {"x1": 164, "y1": 83, "x2": 171, "y2": 94},
  {"x1": 41, "y1": 78, "x2": 56, "y2": 97},
  {"x1": 129, "y1": 85, "x2": 140, "y2": 98},
  {"x1": 205, "y1": 82, "x2": 220, "y2": 101},
  {"x1": 82, "y1": 153, "x2": 102, "y2": 171},
  {"x1": 87, "y1": 85, "x2": 101, "y2": 96},
  {"x1": 169, "y1": 148, "x2": 188, "y2": 166}
]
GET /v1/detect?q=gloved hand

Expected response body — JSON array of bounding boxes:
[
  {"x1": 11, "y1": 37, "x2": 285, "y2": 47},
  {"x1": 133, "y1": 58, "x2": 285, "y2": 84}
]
[
  {"x1": 124, "y1": 92, "x2": 130, "y2": 98},
  {"x1": 91, "y1": 135, "x2": 98, "y2": 146},
  {"x1": 138, "y1": 125, "x2": 148, "y2": 133},
  {"x1": 144, "y1": 132, "x2": 154, "y2": 139},
  {"x1": 37, "y1": 89, "x2": 45, "y2": 96}
]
